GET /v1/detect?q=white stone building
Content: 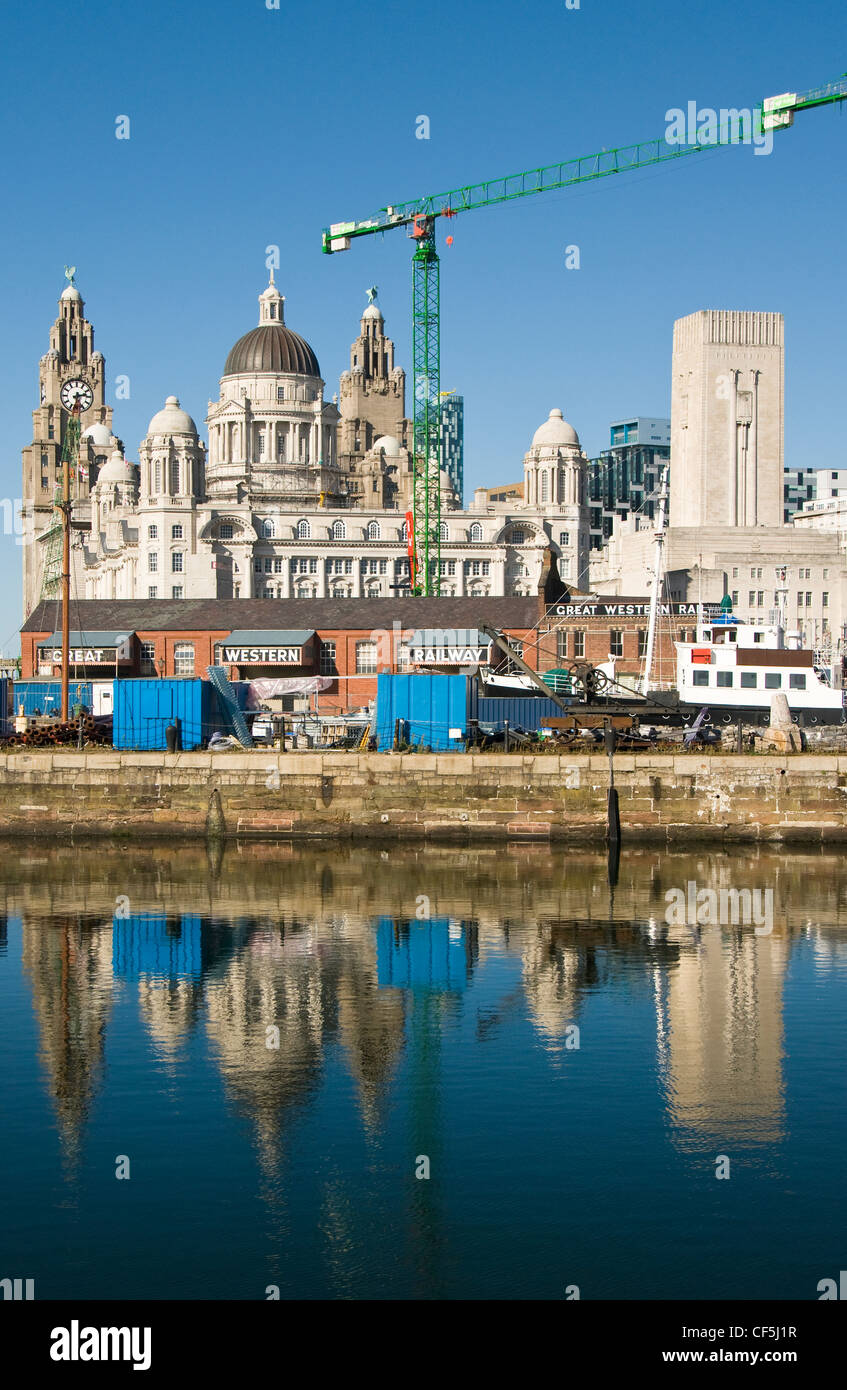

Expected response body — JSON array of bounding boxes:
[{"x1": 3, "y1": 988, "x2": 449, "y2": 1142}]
[{"x1": 23, "y1": 276, "x2": 591, "y2": 605}]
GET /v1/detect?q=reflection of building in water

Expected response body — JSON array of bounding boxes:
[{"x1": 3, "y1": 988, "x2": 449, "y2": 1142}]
[
  {"x1": 375, "y1": 917, "x2": 475, "y2": 992},
  {"x1": 660, "y1": 928, "x2": 789, "y2": 1148},
  {"x1": 21, "y1": 916, "x2": 114, "y2": 1164},
  {"x1": 113, "y1": 914, "x2": 204, "y2": 980},
  {"x1": 520, "y1": 930, "x2": 594, "y2": 1044}
]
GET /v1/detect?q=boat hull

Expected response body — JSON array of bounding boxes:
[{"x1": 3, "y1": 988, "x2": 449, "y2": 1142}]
[{"x1": 677, "y1": 700, "x2": 845, "y2": 727}]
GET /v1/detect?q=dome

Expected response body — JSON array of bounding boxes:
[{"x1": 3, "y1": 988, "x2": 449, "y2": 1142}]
[
  {"x1": 61, "y1": 284, "x2": 82, "y2": 302},
  {"x1": 531, "y1": 408, "x2": 579, "y2": 449},
  {"x1": 83, "y1": 423, "x2": 113, "y2": 447},
  {"x1": 373, "y1": 434, "x2": 401, "y2": 456},
  {"x1": 224, "y1": 324, "x2": 320, "y2": 378},
  {"x1": 146, "y1": 395, "x2": 197, "y2": 436},
  {"x1": 96, "y1": 447, "x2": 136, "y2": 484},
  {"x1": 363, "y1": 302, "x2": 383, "y2": 320}
]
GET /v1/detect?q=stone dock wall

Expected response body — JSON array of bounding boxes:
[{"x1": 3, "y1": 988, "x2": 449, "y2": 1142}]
[{"x1": 0, "y1": 750, "x2": 845, "y2": 843}]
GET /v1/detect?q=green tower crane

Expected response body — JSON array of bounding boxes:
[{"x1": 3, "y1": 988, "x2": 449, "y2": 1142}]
[{"x1": 322, "y1": 74, "x2": 847, "y2": 596}]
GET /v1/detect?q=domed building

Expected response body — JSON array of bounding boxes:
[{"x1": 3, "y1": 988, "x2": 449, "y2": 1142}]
[
  {"x1": 24, "y1": 273, "x2": 590, "y2": 615},
  {"x1": 205, "y1": 271, "x2": 342, "y2": 508}
]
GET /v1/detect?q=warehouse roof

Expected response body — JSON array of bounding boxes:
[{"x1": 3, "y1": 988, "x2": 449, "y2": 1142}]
[{"x1": 23, "y1": 596, "x2": 542, "y2": 634}]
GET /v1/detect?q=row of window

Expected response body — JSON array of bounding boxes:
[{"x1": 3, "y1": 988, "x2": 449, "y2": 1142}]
[
  {"x1": 139, "y1": 641, "x2": 194, "y2": 676},
  {"x1": 149, "y1": 553, "x2": 184, "y2": 573},
  {"x1": 214, "y1": 519, "x2": 564, "y2": 544},
  {"x1": 147, "y1": 586, "x2": 182, "y2": 599},
  {"x1": 556, "y1": 630, "x2": 651, "y2": 659},
  {"x1": 731, "y1": 589, "x2": 828, "y2": 607},
  {"x1": 689, "y1": 670, "x2": 808, "y2": 690},
  {"x1": 148, "y1": 525, "x2": 183, "y2": 540},
  {"x1": 733, "y1": 566, "x2": 827, "y2": 580}
]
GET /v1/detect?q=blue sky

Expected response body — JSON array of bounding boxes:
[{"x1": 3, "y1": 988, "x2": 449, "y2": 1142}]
[{"x1": 1, "y1": 0, "x2": 845, "y2": 641}]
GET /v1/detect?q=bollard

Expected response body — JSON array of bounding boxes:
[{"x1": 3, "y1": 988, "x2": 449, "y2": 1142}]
[
  {"x1": 504, "y1": 719, "x2": 510, "y2": 754},
  {"x1": 736, "y1": 717, "x2": 743, "y2": 754}
]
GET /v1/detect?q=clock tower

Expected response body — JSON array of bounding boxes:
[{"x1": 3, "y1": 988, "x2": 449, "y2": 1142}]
[{"x1": 21, "y1": 273, "x2": 115, "y2": 616}]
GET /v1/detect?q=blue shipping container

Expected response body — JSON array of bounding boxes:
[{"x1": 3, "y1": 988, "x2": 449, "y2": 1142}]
[
  {"x1": 0, "y1": 677, "x2": 11, "y2": 736},
  {"x1": 113, "y1": 678, "x2": 225, "y2": 750},
  {"x1": 12, "y1": 679, "x2": 94, "y2": 718},
  {"x1": 476, "y1": 695, "x2": 570, "y2": 732},
  {"x1": 375, "y1": 672, "x2": 471, "y2": 751}
]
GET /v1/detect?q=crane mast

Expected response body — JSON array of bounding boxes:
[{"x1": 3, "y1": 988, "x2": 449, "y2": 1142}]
[{"x1": 322, "y1": 73, "x2": 847, "y2": 597}]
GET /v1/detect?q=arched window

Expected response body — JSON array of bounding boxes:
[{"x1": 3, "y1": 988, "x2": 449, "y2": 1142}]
[
  {"x1": 367, "y1": 520, "x2": 380, "y2": 540},
  {"x1": 541, "y1": 472, "x2": 549, "y2": 503},
  {"x1": 401, "y1": 519, "x2": 410, "y2": 542},
  {"x1": 261, "y1": 517, "x2": 275, "y2": 538},
  {"x1": 469, "y1": 522, "x2": 483, "y2": 542},
  {"x1": 439, "y1": 521, "x2": 448, "y2": 541},
  {"x1": 510, "y1": 528, "x2": 526, "y2": 545},
  {"x1": 332, "y1": 519, "x2": 346, "y2": 540},
  {"x1": 296, "y1": 518, "x2": 311, "y2": 539}
]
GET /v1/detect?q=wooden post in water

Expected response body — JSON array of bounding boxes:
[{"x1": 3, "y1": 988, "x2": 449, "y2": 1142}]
[{"x1": 604, "y1": 718, "x2": 621, "y2": 847}]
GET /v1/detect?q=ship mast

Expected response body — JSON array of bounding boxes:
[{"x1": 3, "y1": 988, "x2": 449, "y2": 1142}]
[{"x1": 642, "y1": 464, "x2": 669, "y2": 694}]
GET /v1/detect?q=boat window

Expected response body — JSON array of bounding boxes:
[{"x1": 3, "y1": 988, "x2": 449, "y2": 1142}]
[
  {"x1": 765, "y1": 673, "x2": 781, "y2": 689},
  {"x1": 789, "y1": 674, "x2": 806, "y2": 690},
  {"x1": 740, "y1": 672, "x2": 757, "y2": 689},
  {"x1": 703, "y1": 630, "x2": 711, "y2": 641},
  {"x1": 692, "y1": 670, "x2": 709, "y2": 687},
  {"x1": 716, "y1": 671, "x2": 733, "y2": 687},
  {"x1": 729, "y1": 631, "x2": 737, "y2": 642},
  {"x1": 753, "y1": 633, "x2": 763, "y2": 644}
]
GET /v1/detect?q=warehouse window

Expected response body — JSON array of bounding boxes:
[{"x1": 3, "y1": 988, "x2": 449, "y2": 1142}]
[
  {"x1": 173, "y1": 642, "x2": 194, "y2": 676},
  {"x1": 573, "y1": 630, "x2": 585, "y2": 658},
  {"x1": 557, "y1": 631, "x2": 568, "y2": 661},
  {"x1": 610, "y1": 630, "x2": 623, "y2": 657},
  {"x1": 356, "y1": 641, "x2": 378, "y2": 674},
  {"x1": 140, "y1": 642, "x2": 156, "y2": 674},
  {"x1": 320, "y1": 641, "x2": 336, "y2": 676},
  {"x1": 637, "y1": 628, "x2": 647, "y2": 657}
]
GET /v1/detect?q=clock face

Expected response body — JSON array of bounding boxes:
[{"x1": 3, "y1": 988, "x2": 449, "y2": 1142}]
[{"x1": 60, "y1": 378, "x2": 94, "y2": 412}]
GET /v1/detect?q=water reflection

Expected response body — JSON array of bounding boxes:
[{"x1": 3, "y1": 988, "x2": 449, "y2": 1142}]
[{"x1": 3, "y1": 841, "x2": 846, "y2": 1298}]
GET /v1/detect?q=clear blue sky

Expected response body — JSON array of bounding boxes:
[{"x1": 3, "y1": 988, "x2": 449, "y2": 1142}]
[{"x1": 1, "y1": 0, "x2": 845, "y2": 644}]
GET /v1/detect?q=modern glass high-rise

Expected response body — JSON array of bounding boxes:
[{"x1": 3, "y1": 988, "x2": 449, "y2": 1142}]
[{"x1": 440, "y1": 394, "x2": 464, "y2": 506}]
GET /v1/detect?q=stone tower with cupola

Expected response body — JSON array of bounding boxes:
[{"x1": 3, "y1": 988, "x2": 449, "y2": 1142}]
[
  {"x1": 21, "y1": 277, "x2": 115, "y2": 616},
  {"x1": 338, "y1": 292, "x2": 410, "y2": 474}
]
